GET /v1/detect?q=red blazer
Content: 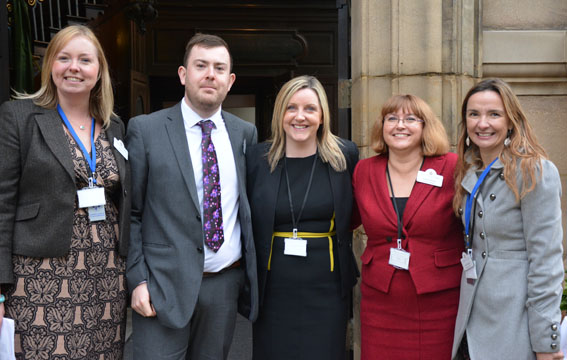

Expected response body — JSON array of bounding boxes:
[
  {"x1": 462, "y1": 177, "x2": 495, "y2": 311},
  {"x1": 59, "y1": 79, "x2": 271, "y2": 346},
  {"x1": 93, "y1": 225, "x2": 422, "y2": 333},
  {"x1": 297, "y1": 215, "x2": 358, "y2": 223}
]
[{"x1": 353, "y1": 153, "x2": 463, "y2": 295}]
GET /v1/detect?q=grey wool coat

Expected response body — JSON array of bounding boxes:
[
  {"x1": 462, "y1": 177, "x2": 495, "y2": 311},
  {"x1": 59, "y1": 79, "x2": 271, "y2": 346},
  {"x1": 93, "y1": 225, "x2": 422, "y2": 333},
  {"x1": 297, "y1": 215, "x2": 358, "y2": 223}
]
[{"x1": 452, "y1": 157, "x2": 564, "y2": 359}]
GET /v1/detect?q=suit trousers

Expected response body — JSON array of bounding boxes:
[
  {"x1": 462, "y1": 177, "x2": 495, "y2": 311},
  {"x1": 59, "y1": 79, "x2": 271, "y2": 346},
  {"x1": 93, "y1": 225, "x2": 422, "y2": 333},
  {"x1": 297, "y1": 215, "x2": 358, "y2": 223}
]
[{"x1": 132, "y1": 267, "x2": 245, "y2": 360}]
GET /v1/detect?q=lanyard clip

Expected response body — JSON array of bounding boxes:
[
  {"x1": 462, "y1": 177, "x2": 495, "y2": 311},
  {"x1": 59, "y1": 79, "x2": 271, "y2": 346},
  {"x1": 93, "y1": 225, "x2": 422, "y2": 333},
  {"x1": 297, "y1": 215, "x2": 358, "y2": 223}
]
[
  {"x1": 293, "y1": 228, "x2": 298, "y2": 239},
  {"x1": 88, "y1": 177, "x2": 95, "y2": 188},
  {"x1": 397, "y1": 238, "x2": 402, "y2": 250},
  {"x1": 467, "y1": 248, "x2": 473, "y2": 257}
]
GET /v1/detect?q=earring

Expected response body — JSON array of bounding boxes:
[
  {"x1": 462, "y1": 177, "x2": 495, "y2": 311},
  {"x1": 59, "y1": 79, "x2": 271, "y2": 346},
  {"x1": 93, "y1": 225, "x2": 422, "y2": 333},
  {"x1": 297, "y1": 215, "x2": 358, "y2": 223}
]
[
  {"x1": 465, "y1": 136, "x2": 470, "y2": 147},
  {"x1": 504, "y1": 129, "x2": 512, "y2": 147}
]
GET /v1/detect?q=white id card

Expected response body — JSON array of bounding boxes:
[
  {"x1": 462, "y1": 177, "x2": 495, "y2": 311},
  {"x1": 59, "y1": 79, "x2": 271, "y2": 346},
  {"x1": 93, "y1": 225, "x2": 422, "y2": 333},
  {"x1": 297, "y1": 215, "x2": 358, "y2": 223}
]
[
  {"x1": 389, "y1": 248, "x2": 410, "y2": 270},
  {"x1": 77, "y1": 187, "x2": 106, "y2": 208},
  {"x1": 284, "y1": 238, "x2": 307, "y2": 257},
  {"x1": 88, "y1": 205, "x2": 106, "y2": 222},
  {"x1": 461, "y1": 252, "x2": 478, "y2": 280},
  {"x1": 416, "y1": 169, "x2": 443, "y2": 187},
  {"x1": 114, "y1": 137, "x2": 128, "y2": 160}
]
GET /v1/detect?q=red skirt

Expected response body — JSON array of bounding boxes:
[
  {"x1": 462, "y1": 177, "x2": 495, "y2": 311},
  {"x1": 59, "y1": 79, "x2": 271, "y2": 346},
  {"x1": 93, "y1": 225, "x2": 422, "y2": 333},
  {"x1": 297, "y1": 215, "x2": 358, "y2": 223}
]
[{"x1": 361, "y1": 269, "x2": 459, "y2": 360}]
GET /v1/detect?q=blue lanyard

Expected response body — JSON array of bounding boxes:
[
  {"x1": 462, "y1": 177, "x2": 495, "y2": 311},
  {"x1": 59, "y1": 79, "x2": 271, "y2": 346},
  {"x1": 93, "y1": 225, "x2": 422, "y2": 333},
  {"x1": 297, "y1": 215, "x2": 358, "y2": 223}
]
[
  {"x1": 57, "y1": 104, "x2": 97, "y2": 184},
  {"x1": 464, "y1": 157, "x2": 498, "y2": 247}
]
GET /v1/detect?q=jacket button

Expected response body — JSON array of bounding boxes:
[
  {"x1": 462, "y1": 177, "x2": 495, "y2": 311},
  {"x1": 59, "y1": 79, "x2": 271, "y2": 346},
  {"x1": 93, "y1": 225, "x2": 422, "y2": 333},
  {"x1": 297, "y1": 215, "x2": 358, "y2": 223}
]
[
  {"x1": 490, "y1": 193, "x2": 496, "y2": 201},
  {"x1": 499, "y1": 172, "x2": 505, "y2": 180},
  {"x1": 551, "y1": 343, "x2": 557, "y2": 350},
  {"x1": 479, "y1": 232, "x2": 485, "y2": 239},
  {"x1": 551, "y1": 334, "x2": 558, "y2": 340},
  {"x1": 196, "y1": 214, "x2": 201, "y2": 221},
  {"x1": 458, "y1": 208, "x2": 463, "y2": 215},
  {"x1": 197, "y1": 246, "x2": 203, "y2": 253},
  {"x1": 123, "y1": 189, "x2": 128, "y2": 197},
  {"x1": 551, "y1": 324, "x2": 558, "y2": 331},
  {"x1": 482, "y1": 251, "x2": 486, "y2": 258},
  {"x1": 478, "y1": 211, "x2": 483, "y2": 218}
]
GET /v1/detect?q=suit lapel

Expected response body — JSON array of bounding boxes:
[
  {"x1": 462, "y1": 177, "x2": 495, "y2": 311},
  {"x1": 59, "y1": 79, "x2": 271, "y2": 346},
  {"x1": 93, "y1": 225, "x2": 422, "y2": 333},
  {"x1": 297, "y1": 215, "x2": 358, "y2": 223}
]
[
  {"x1": 403, "y1": 156, "x2": 446, "y2": 227},
  {"x1": 264, "y1": 162, "x2": 282, "y2": 240},
  {"x1": 223, "y1": 111, "x2": 245, "y2": 183},
  {"x1": 105, "y1": 119, "x2": 127, "y2": 189},
  {"x1": 35, "y1": 109, "x2": 75, "y2": 181},
  {"x1": 328, "y1": 163, "x2": 345, "y2": 231},
  {"x1": 370, "y1": 156, "x2": 398, "y2": 228},
  {"x1": 165, "y1": 103, "x2": 201, "y2": 213}
]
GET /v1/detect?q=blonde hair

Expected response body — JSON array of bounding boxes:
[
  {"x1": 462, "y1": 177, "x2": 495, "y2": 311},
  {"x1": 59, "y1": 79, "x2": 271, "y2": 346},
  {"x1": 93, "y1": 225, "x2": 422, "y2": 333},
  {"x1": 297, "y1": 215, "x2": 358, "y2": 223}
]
[
  {"x1": 453, "y1": 78, "x2": 547, "y2": 214},
  {"x1": 14, "y1": 25, "x2": 115, "y2": 128},
  {"x1": 371, "y1": 94, "x2": 450, "y2": 155},
  {"x1": 267, "y1": 75, "x2": 347, "y2": 172}
]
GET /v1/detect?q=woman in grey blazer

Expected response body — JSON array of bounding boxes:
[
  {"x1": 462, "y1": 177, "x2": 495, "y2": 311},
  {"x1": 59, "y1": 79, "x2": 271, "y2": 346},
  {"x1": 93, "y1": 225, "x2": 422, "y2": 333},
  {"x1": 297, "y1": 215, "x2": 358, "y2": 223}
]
[
  {"x1": 452, "y1": 78, "x2": 563, "y2": 360},
  {"x1": 0, "y1": 25, "x2": 130, "y2": 359}
]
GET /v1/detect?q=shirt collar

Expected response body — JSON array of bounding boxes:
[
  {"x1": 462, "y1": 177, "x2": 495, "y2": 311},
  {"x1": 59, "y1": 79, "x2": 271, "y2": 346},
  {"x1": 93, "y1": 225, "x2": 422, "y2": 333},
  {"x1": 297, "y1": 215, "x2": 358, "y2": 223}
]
[{"x1": 180, "y1": 97, "x2": 224, "y2": 128}]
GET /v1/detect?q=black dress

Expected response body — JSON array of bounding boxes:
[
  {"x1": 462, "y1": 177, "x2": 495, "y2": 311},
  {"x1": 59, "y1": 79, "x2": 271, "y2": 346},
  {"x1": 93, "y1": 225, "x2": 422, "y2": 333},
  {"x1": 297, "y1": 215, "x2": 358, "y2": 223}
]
[{"x1": 252, "y1": 154, "x2": 348, "y2": 360}]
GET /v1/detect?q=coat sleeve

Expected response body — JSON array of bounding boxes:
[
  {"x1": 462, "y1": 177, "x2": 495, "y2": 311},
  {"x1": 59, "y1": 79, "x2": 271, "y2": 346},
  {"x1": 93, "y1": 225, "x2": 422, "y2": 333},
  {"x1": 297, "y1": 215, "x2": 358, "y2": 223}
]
[
  {"x1": 0, "y1": 102, "x2": 21, "y2": 284},
  {"x1": 125, "y1": 116, "x2": 150, "y2": 293},
  {"x1": 351, "y1": 156, "x2": 364, "y2": 230},
  {"x1": 522, "y1": 159, "x2": 564, "y2": 353}
]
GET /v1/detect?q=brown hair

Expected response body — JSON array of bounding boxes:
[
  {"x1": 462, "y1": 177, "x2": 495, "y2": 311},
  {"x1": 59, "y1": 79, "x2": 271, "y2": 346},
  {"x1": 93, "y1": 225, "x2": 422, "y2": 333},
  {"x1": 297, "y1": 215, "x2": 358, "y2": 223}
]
[
  {"x1": 15, "y1": 25, "x2": 115, "y2": 128},
  {"x1": 267, "y1": 75, "x2": 346, "y2": 172},
  {"x1": 371, "y1": 94, "x2": 450, "y2": 155},
  {"x1": 453, "y1": 78, "x2": 548, "y2": 214},
  {"x1": 183, "y1": 33, "x2": 233, "y2": 71}
]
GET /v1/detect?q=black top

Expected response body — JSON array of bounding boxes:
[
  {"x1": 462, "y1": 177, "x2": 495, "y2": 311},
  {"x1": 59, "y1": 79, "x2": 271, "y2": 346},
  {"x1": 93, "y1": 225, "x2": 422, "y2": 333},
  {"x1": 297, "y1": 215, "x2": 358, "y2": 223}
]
[
  {"x1": 275, "y1": 154, "x2": 334, "y2": 233},
  {"x1": 391, "y1": 196, "x2": 409, "y2": 219}
]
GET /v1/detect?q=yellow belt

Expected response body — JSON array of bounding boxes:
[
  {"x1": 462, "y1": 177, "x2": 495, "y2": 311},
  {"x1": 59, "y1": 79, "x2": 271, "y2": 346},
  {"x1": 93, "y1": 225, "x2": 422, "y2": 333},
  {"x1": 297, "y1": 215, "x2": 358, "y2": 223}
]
[{"x1": 269, "y1": 214, "x2": 337, "y2": 271}]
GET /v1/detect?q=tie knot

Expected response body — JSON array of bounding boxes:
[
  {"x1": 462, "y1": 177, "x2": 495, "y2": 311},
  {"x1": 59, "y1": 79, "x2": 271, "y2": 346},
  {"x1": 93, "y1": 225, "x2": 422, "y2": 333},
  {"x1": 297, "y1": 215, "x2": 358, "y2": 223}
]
[{"x1": 199, "y1": 120, "x2": 215, "y2": 135}]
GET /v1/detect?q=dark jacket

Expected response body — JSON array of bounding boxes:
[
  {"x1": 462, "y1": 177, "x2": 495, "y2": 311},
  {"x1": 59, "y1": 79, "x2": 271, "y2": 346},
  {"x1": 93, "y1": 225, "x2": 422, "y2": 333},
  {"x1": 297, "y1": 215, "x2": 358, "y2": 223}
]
[{"x1": 246, "y1": 139, "x2": 360, "y2": 304}]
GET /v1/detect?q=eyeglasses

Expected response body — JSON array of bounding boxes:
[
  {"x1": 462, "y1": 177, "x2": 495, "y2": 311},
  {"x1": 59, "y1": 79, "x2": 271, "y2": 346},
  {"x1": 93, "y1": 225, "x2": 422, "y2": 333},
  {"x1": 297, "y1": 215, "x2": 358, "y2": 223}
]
[{"x1": 383, "y1": 115, "x2": 424, "y2": 125}]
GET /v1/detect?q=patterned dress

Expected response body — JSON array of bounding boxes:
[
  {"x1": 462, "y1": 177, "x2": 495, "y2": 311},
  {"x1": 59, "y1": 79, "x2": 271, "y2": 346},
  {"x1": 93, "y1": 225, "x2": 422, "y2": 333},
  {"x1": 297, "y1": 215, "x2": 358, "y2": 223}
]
[{"x1": 5, "y1": 129, "x2": 127, "y2": 360}]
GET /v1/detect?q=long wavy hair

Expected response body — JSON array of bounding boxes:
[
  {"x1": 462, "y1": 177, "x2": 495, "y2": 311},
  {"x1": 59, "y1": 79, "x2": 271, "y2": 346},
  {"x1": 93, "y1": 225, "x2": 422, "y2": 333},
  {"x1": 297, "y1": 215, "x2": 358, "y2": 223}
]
[
  {"x1": 453, "y1": 78, "x2": 547, "y2": 214},
  {"x1": 371, "y1": 94, "x2": 450, "y2": 156},
  {"x1": 14, "y1": 25, "x2": 115, "y2": 128},
  {"x1": 267, "y1": 75, "x2": 347, "y2": 172}
]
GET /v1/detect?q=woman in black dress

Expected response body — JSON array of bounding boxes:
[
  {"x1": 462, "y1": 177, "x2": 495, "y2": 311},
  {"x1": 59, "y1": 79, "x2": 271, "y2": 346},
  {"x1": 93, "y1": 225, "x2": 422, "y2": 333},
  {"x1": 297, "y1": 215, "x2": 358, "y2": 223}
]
[{"x1": 246, "y1": 75, "x2": 359, "y2": 359}]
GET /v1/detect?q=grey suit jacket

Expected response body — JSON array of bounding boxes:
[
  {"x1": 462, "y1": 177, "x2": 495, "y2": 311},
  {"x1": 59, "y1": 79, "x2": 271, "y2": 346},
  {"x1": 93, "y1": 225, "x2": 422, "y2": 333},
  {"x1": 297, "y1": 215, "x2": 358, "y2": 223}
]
[
  {"x1": 452, "y1": 158, "x2": 563, "y2": 359},
  {"x1": 125, "y1": 102, "x2": 258, "y2": 329},
  {"x1": 0, "y1": 99, "x2": 131, "y2": 284}
]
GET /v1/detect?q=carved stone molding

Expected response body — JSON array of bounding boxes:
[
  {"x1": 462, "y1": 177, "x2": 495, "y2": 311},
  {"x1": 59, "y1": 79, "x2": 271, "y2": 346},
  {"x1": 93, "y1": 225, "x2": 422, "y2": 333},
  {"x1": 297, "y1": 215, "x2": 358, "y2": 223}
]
[{"x1": 482, "y1": 30, "x2": 567, "y2": 95}]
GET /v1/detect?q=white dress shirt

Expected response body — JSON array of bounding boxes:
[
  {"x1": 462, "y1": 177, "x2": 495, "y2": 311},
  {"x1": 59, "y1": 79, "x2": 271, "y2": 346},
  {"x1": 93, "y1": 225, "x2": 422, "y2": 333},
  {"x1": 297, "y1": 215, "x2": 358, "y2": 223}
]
[{"x1": 180, "y1": 98, "x2": 242, "y2": 272}]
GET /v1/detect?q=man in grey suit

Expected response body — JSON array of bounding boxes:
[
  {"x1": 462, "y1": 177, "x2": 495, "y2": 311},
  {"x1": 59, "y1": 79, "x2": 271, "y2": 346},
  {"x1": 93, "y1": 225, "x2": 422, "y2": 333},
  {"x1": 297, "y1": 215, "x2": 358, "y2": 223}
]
[{"x1": 126, "y1": 33, "x2": 258, "y2": 360}]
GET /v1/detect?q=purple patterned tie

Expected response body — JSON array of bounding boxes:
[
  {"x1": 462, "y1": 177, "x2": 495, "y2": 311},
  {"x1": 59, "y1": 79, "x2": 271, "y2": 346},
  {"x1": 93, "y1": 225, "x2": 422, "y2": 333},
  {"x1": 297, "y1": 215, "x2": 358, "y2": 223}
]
[{"x1": 198, "y1": 120, "x2": 224, "y2": 252}]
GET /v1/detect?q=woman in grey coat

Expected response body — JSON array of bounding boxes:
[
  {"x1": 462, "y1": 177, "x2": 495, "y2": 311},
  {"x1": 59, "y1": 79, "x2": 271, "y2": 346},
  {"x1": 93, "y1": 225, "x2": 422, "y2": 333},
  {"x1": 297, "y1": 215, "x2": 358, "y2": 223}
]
[{"x1": 452, "y1": 78, "x2": 564, "y2": 360}]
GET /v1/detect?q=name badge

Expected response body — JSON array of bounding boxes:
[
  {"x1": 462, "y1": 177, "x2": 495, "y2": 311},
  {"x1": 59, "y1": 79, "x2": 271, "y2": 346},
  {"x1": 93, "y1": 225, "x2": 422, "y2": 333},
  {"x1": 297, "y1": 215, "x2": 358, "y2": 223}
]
[
  {"x1": 416, "y1": 169, "x2": 443, "y2": 187},
  {"x1": 284, "y1": 238, "x2": 307, "y2": 257},
  {"x1": 114, "y1": 138, "x2": 128, "y2": 160},
  {"x1": 389, "y1": 248, "x2": 410, "y2": 270},
  {"x1": 88, "y1": 205, "x2": 106, "y2": 222},
  {"x1": 461, "y1": 252, "x2": 478, "y2": 280},
  {"x1": 77, "y1": 187, "x2": 106, "y2": 208}
]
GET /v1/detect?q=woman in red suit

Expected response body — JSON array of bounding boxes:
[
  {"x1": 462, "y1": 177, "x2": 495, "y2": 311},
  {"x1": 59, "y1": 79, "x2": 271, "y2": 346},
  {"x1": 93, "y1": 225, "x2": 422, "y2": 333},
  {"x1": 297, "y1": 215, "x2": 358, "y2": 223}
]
[{"x1": 353, "y1": 94, "x2": 464, "y2": 359}]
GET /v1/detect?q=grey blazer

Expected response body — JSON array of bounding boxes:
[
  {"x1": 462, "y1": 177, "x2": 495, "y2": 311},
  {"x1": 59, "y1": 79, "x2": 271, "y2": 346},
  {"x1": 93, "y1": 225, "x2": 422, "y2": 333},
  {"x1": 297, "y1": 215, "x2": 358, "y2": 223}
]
[
  {"x1": 452, "y1": 158, "x2": 564, "y2": 359},
  {"x1": 125, "y1": 102, "x2": 259, "y2": 329},
  {"x1": 0, "y1": 99, "x2": 131, "y2": 284}
]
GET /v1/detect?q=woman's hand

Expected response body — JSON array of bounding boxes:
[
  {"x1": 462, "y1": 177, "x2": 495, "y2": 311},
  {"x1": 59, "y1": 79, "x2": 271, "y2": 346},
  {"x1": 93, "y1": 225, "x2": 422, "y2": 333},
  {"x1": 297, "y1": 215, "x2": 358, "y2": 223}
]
[
  {"x1": 0, "y1": 288, "x2": 4, "y2": 329},
  {"x1": 0, "y1": 302, "x2": 4, "y2": 329},
  {"x1": 536, "y1": 351, "x2": 564, "y2": 360}
]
